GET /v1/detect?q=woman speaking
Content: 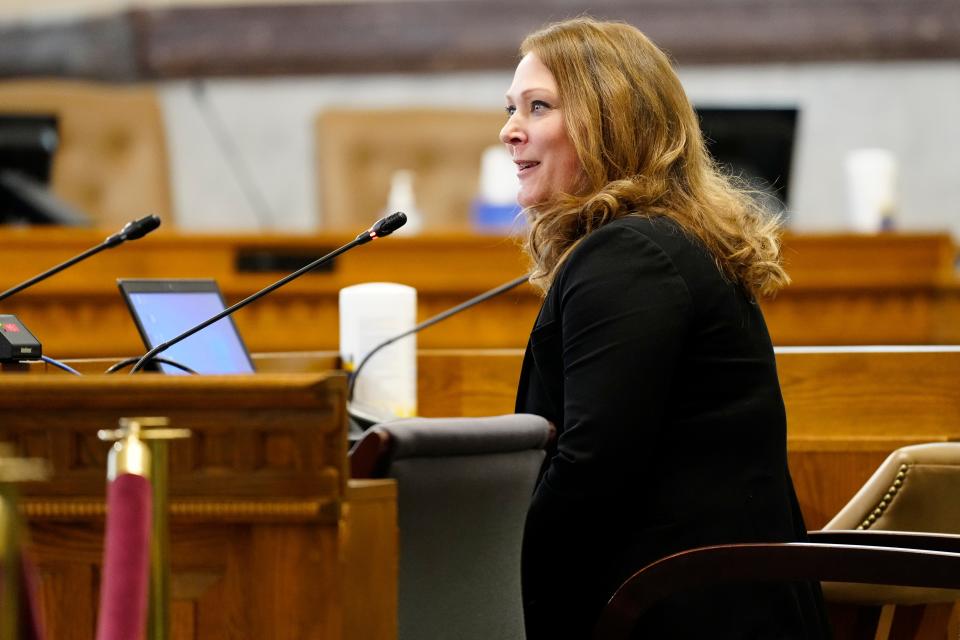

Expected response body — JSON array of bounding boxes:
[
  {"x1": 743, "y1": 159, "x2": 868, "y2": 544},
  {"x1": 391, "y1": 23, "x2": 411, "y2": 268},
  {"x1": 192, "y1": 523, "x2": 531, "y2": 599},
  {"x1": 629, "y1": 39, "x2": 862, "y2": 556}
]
[{"x1": 501, "y1": 17, "x2": 831, "y2": 639}]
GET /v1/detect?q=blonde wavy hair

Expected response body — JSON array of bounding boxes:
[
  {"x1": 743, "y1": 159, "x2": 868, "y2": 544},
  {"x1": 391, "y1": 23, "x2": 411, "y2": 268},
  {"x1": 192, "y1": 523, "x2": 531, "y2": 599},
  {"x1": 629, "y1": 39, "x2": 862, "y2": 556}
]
[{"x1": 517, "y1": 18, "x2": 790, "y2": 297}]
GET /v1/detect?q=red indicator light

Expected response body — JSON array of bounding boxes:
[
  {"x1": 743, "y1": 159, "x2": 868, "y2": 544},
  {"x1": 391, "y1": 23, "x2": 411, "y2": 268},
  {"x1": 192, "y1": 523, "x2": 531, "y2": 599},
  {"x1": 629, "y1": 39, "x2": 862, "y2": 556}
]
[{"x1": 1, "y1": 323, "x2": 19, "y2": 333}]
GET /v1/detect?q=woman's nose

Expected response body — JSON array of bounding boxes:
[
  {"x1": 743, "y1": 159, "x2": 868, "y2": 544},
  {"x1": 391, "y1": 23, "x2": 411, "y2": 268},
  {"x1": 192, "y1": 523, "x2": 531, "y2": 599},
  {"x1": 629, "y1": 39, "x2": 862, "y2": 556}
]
[{"x1": 500, "y1": 118, "x2": 526, "y2": 146}]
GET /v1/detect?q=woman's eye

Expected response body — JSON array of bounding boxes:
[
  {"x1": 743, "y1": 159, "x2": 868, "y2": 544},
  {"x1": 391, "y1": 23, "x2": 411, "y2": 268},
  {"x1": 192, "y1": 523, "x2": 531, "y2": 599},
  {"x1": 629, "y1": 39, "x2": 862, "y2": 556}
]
[
  {"x1": 505, "y1": 105, "x2": 517, "y2": 117},
  {"x1": 531, "y1": 100, "x2": 550, "y2": 112}
]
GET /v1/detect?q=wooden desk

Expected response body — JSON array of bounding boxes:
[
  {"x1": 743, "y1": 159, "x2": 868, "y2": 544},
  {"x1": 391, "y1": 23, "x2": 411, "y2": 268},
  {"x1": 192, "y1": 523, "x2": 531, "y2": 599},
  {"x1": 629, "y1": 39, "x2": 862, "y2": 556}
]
[
  {"x1": 414, "y1": 347, "x2": 960, "y2": 529},
  {"x1": 1, "y1": 230, "x2": 957, "y2": 358},
  {"x1": 254, "y1": 347, "x2": 960, "y2": 529},
  {"x1": 0, "y1": 372, "x2": 397, "y2": 640},
  {"x1": 3, "y1": 347, "x2": 959, "y2": 638}
]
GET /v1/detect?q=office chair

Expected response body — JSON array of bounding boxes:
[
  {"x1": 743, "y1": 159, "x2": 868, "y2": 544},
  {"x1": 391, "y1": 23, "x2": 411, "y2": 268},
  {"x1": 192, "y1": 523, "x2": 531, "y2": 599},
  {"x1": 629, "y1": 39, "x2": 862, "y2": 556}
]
[{"x1": 350, "y1": 413, "x2": 553, "y2": 640}]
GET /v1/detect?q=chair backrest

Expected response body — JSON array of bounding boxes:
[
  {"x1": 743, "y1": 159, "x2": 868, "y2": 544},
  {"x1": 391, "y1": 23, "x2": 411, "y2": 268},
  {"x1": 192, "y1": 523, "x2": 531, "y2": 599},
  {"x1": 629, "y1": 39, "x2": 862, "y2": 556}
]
[
  {"x1": 0, "y1": 80, "x2": 172, "y2": 229},
  {"x1": 825, "y1": 443, "x2": 960, "y2": 532},
  {"x1": 351, "y1": 413, "x2": 553, "y2": 640},
  {"x1": 316, "y1": 108, "x2": 506, "y2": 230},
  {"x1": 822, "y1": 442, "x2": 960, "y2": 605}
]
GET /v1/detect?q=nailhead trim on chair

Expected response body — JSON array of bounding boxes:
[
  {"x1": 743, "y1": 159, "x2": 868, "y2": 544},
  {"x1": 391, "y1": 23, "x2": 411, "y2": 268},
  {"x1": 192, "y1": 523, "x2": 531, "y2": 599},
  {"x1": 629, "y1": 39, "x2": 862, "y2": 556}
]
[{"x1": 858, "y1": 463, "x2": 909, "y2": 530}]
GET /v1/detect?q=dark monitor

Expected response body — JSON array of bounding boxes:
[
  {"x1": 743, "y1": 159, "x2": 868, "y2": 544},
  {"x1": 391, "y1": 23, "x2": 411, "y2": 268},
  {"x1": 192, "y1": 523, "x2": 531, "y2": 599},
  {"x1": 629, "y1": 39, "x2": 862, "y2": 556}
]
[
  {"x1": 695, "y1": 107, "x2": 798, "y2": 213},
  {"x1": 0, "y1": 114, "x2": 88, "y2": 225},
  {"x1": 118, "y1": 279, "x2": 255, "y2": 375}
]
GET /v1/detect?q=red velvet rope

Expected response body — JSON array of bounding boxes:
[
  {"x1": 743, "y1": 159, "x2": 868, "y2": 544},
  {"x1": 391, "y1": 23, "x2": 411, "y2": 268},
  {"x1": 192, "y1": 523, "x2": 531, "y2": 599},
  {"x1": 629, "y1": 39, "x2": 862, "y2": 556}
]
[{"x1": 96, "y1": 474, "x2": 152, "y2": 640}]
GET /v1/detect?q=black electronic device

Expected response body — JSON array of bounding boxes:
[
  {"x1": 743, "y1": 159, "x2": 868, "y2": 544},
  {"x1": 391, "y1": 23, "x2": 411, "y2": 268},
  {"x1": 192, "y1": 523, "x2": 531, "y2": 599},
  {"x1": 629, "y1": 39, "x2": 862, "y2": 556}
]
[
  {"x1": 695, "y1": 107, "x2": 799, "y2": 213},
  {"x1": 0, "y1": 314, "x2": 42, "y2": 362}
]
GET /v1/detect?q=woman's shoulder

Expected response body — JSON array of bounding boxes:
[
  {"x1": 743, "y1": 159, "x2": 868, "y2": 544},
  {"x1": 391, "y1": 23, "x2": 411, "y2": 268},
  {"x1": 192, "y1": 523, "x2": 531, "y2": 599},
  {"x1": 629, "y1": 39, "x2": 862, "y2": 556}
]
[
  {"x1": 577, "y1": 214, "x2": 690, "y2": 253},
  {"x1": 554, "y1": 213, "x2": 722, "y2": 301},
  {"x1": 555, "y1": 215, "x2": 689, "y2": 289},
  {"x1": 565, "y1": 215, "x2": 694, "y2": 271}
]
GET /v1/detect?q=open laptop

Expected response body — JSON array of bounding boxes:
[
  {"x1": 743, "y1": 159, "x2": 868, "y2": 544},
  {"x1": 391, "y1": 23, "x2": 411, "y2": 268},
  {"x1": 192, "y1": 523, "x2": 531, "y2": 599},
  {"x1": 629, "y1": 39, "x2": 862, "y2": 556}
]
[{"x1": 117, "y1": 278, "x2": 255, "y2": 375}]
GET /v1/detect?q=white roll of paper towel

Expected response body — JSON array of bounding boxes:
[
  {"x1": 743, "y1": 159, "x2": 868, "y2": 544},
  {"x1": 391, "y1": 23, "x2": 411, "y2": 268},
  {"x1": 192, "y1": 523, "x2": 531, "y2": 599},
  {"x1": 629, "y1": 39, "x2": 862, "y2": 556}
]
[{"x1": 339, "y1": 282, "x2": 417, "y2": 422}]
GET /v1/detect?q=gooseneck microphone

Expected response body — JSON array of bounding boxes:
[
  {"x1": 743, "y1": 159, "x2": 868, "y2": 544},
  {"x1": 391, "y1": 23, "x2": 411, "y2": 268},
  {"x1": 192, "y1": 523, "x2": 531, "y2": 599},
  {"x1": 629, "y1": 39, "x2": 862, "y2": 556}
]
[
  {"x1": 0, "y1": 214, "x2": 162, "y2": 303},
  {"x1": 346, "y1": 273, "x2": 529, "y2": 403},
  {"x1": 128, "y1": 212, "x2": 407, "y2": 374}
]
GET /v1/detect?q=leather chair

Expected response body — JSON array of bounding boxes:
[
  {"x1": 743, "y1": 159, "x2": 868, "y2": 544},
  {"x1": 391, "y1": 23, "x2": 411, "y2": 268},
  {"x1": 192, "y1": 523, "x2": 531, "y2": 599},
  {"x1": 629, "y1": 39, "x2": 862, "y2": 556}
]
[
  {"x1": 594, "y1": 443, "x2": 960, "y2": 640},
  {"x1": 0, "y1": 80, "x2": 173, "y2": 229},
  {"x1": 316, "y1": 108, "x2": 507, "y2": 230},
  {"x1": 593, "y1": 530, "x2": 960, "y2": 640},
  {"x1": 350, "y1": 413, "x2": 553, "y2": 640},
  {"x1": 821, "y1": 442, "x2": 960, "y2": 639}
]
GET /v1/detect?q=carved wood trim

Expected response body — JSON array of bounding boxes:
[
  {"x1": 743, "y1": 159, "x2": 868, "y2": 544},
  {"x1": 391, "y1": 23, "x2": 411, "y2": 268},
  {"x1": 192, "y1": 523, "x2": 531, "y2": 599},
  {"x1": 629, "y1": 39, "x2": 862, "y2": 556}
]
[{"x1": 22, "y1": 497, "x2": 339, "y2": 522}]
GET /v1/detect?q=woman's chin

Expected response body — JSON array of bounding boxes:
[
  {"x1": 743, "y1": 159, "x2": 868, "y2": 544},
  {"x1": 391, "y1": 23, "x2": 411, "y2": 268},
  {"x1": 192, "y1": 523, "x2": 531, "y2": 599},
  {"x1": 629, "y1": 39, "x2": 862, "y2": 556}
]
[{"x1": 516, "y1": 190, "x2": 543, "y2": 209}]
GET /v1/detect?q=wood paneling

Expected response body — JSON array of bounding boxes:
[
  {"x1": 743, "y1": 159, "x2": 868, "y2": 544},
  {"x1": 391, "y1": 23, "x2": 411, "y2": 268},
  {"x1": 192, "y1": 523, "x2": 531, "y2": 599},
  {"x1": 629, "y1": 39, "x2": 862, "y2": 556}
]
[
  {"x1": 0, "y1": 230, "x2": 957, "y2": 360},
  {"x1": 2, "y1": 1, "x2": 960, "y2": 81},
  {"x1": 258, "y1": 346, "x2": 960, "y2": 530},
  {"x1": 414, "y1": 347, "x2": 960, "y2": 530},
  {"x1": 342, "y1": 480, "x2": 399, "y2": 640},
  {"x1": 0, "y1": 373, "x2": 398, "y2": 640}
]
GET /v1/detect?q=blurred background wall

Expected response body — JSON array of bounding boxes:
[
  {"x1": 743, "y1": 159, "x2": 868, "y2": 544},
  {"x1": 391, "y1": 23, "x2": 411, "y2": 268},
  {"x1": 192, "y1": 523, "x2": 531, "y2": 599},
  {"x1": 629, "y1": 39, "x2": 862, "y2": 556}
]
[{"x1": 1, "y1": 0, "x2": 957, "y2": 236}]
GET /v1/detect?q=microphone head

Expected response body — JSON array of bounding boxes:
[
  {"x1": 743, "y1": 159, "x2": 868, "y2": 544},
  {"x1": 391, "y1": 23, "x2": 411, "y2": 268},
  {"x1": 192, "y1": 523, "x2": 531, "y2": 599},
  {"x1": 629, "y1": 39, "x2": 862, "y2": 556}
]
[
  {"x1": 372, "y1": 211, "x2": 407, "y2": 238},
  {"x1": 121, "y1": 215, "x2": 162, "y2": 241}
]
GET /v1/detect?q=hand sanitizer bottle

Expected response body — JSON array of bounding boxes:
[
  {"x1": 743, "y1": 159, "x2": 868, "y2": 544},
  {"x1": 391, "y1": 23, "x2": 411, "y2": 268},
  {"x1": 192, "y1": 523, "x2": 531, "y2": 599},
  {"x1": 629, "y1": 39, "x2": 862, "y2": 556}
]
[{"x1": 384, "y1": 169, "x2": 424, "y2": 235}]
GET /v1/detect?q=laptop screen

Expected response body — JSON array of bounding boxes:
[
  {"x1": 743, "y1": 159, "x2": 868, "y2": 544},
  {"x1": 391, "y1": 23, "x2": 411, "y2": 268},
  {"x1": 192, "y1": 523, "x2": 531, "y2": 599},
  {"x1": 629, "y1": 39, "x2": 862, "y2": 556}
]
[{"x1": 118, "y1": 279, "x2": 255, "y2": 375}]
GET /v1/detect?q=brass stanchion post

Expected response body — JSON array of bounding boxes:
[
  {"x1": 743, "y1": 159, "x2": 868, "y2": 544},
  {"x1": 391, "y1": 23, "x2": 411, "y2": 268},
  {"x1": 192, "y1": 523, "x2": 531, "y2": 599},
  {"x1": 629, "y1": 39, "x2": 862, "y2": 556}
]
[
  {"x1": 99, "y1": 417, "x2": 190, "y2": 640},
  {"x1": 0, "y1": 444, "x2": 49, "y2": 638}
]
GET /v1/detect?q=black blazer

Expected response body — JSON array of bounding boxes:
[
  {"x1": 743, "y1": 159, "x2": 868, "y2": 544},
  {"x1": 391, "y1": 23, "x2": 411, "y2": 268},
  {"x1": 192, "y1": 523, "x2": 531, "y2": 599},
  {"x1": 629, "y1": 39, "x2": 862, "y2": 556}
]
[{"x1": 516, "y1": 216, "x2": 831, "y2": 639}]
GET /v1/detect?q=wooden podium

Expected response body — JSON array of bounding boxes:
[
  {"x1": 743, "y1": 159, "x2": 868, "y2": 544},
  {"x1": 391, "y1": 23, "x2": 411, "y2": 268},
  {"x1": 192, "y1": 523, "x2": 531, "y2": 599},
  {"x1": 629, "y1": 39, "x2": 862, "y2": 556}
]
[{"x1": 0, "y1": 372, "x2": 397, "y2": 640}]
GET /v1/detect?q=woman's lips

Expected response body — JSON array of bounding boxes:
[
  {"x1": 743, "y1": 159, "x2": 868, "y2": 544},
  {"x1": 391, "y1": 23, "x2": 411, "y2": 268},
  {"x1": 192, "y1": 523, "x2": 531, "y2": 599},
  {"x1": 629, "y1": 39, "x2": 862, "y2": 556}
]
[{"x1": 516, "y1": 160, "x2": 540, "y2": 177}]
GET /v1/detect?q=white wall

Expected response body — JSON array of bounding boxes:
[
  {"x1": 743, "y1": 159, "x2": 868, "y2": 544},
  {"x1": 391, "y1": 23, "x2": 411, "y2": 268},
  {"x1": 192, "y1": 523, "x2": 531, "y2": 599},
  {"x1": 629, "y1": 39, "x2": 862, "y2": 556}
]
[
  {"x1": 680, "y1": 61, "x2": 960, "y2": 235},
  {"x1": 159, "y1": 61, "x2": 960, "y2": 237}
]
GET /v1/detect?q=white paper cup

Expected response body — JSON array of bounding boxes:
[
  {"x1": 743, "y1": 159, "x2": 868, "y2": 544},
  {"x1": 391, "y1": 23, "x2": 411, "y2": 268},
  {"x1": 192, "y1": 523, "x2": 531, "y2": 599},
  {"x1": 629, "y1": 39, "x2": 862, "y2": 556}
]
[{"x1": 844, "y1": 148, "x2": 898, "y2": 232}]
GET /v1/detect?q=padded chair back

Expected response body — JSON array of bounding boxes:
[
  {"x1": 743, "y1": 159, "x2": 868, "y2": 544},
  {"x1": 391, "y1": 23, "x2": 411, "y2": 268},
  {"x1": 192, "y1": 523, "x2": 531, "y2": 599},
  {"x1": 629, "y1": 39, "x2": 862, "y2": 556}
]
[
  {"x1": 354, "y1": 414, "x2": 552, "y2": 640},
  {"x1": 0, "y1": 80, "x2": 172, "y2": 229},
  {"x1": 825, "y1": 443, "x2": 960, "y2": 533},
  {"x1": 823, "y1": 442, "x2": 960, "y2": 605},
  {"x1": 316, "y1": 108, "x2": 506, "y2": 230}
]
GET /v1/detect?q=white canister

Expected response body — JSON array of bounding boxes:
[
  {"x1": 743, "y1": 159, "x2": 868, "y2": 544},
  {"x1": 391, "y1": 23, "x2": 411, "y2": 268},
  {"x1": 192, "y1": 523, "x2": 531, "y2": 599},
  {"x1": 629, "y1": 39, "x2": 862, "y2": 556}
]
[{"x1": 339, "y1": 282, "x2": 417, "y2": 421}]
